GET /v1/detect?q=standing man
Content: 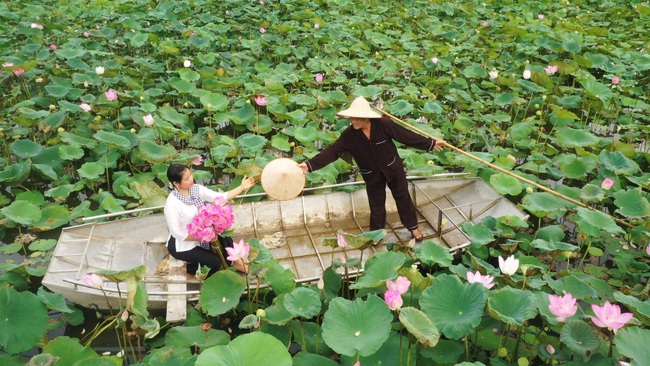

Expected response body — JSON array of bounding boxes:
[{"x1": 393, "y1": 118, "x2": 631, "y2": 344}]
[{"x1": 298, "y1": 96, "x2": 447, "y2": 240}]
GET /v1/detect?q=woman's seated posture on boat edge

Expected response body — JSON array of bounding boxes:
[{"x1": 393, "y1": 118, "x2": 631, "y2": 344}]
[{"x1": 164, "y1": 164, "x2": 254, "y2": 278}]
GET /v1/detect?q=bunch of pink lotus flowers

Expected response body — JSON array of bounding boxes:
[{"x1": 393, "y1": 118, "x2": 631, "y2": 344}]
[
  {"x1": 187, "y1": 200, "x2": 235, "y2": 243},
  {"x1": 548, "y1": 292, "x2": 633, "y2": 334}
]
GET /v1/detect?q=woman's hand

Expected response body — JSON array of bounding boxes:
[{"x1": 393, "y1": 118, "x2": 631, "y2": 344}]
[{"x1": 240, "y1": 175, "x2": 255, "y2": 190}]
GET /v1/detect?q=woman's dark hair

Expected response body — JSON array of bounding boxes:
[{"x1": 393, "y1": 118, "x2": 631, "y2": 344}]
[{"x1": 167, "y1": 164, "x2": 189, "y2": 187}]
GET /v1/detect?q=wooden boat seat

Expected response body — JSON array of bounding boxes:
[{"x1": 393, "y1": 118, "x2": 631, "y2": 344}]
[{"x1": 165, "y1": 256, "x2": 187, "y2": 323}]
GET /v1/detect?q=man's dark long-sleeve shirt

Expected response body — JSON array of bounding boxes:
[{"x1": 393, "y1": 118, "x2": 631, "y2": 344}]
[{"x1": 305, "y1": 117, "x2": 436, "y2": 182}]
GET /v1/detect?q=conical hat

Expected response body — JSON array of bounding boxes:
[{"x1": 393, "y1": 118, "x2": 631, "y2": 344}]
[
  {"x1": 261, "y1": 158, "x2": 305, "y2": 201},
  {"x1": 337, "y1": 96, "x2": 382, "y2": 118}
]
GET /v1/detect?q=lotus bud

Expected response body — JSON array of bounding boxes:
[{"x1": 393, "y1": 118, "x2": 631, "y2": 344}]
[
  {"x1": 256, "y1": 309, "x2": 266, "y2": 318},
  {"x1": 546, "y1": 344, "x2": 555, "y2": 355},
  {"x1": 526, "y1": 187, "x2": 534, "y2": 194}
]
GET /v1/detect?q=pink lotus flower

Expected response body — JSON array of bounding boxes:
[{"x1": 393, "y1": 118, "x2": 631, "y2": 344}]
[
  {"x1": 354, "y1": 362, "x2": 360, "y2": 366},
  {"x1": 80, "y1": 103, "x2": 91, "y2": 112},
  {"x1": 183, "y1": 59, "x2": 192, "y2": 68},
  {"x1": 315, "y1": 74, "x2": 323, "y2": 82},
  {"x1": 31, "y1": 23, "x2": 43, "y2": 29},
  {"x1": 314, "y1": 23, "x2": 320, "y2": 29},
  {"x1": 544, "y1": 65, "x2": 558, "y2": 75},
  {"x1": 259, "y1": 27, "x2": 266, "y2": 34},
  {"x1": 646, "y1": 244, "x2": 650, "y2": 256},
  {"x1": 384, "y1": 290, "x2": 403, "y2": 310},
  {"x1": 336, "y1": 232, "x2": 348, "y2": 248},
  {"x1": 548, "y1": 293, "x2": 578, "y2": 322},
  {"x1": 13, "y1": 68, "x2": 25, "y2": 76},
  {"x1": 591, "y1": 301, "x2": 633, "y2": 334},
  {"x1": 538, "y1": 14, "x2": 545, "y2": 20},
  {"x1": 226, "y1": 239, "x2": 251, "y2": 262},
  {"x1": 254, "y1": 95, "x2": 267, "y2": 106},
  {"x1": 35, "y1": 77, "x2": 43, "y2": 83},
  {"x1": 50, "y1": 44, "x2": 57, "y2": 50},
  {"x1": 259, "y1": 0, "x2": 265, "y2": 4},
  {"x1": 2, "y1": 62, "x2": 13, "y2": 67},
  {"x1": 498, "y1": 255, "x2": 519, "y2": 276},
  {"x1": 431, "y1": 57, "x2": 439, "y2": 64},
  {"x1": 482, "y1": 21, "x2": 490, "y2": 27},
  {"x1": 192, "y1": 156, "x2": 203, "y2": 165},
  {"x1": 142, "y1": 114, "x2": 155, "y2": 126},
  {"x1": 317, "y1": 276, "x2": 324, "y2": 290},
  {"x1": 601, "y1": 177, "x2": 614, "y2": 190},
  {"x1": 105, "y1": 90, "x2": 118, "y2": 100},
  {"x1": 386, "y1": 276, "x2": 411, "y2": 294},
  {"x1": 467, "y1": 271, "x2": 495, "y2": 289},
  {"x1": 188, "y1": 203, "x2": 235, "y2": 243},
  {"x1": 611, "y1": 76, "x2": 620, "y2": 84},
  {"x1": 523, "y1": 70, "x2": 531, "y2": 79},
  {"x1": 489, "y1": 70, "x2": 499, "y2": 79},
  {"x1": 83, "y1": 31, "x2": 90, "y2": 37},
  {"x1": 95, "y1": 66, "x2": 105, "y2": 75},
  {"x1": 81, "y1": 273, "x2": 103, "y2": 288}
]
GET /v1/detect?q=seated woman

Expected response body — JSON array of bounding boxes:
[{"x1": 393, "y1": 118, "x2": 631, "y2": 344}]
[{"x1": 164, "y1": 164, "x2": 254, "y2": 278}]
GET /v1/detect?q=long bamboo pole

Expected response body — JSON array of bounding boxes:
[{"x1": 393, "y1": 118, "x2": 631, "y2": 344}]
[{"x1": 375, "y1": 107, "x2": 634, "y2": 229}]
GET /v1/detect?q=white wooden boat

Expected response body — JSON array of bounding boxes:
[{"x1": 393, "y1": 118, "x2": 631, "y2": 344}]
[{"x1": 42, "y1": 176, "x2": 528, "y2": 315}]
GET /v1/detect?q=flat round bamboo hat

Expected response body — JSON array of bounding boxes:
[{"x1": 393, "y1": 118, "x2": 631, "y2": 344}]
[{"x1": 261, "y1": 158, "x2": 305, "y2": 201}]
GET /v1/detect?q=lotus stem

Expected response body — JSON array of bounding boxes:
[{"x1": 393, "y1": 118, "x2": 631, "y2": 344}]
[
  {"x1": 577, "y1": 237, "x2": 592, "y2": 270},
  {"x1": 513, "y1": 325, "x2": 522, "y2": 360}
]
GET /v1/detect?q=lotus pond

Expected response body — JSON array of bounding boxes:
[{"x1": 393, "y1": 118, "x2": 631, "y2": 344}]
[{"x1": 1, "y1": 0, "x2": 649, "y2": 365}]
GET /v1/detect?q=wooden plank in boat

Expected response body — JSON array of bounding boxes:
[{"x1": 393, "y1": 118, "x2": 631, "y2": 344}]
[{"x1": 165, "y1": 256, "x2": 187, "y2": 322}]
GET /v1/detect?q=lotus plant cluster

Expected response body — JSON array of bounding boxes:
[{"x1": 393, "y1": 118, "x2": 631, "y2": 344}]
[{"x1": 186, "y1": 201, "x2": 235, "y2": 243}]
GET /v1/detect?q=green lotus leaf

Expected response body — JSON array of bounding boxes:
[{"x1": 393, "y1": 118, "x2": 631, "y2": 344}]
[
  {"x1": 422, "y1": 101, "x2": 443, "y2": 114},
  {"x1": 18, "y1": 107, "x2": 49, "y2": 119},
  {"x1": 579, "y1": 184, "x2": 605, "y2": 202},
  {"x1": 59, "y1": 131, "x2": 97, "y2": 148},
  {"x1": 266, "y1": 258, "x2": 297, "y2": 295},
  {"x1": 0, "y1": 162, "x2": 31, "y2": 185},
  {"x1": 550, "y1": 105, "x2": 579, "y2": 120},
  {"x1": 323, "y1": 231, "x2": 373, "y2": 250},
  {"x1": 560, "y1": 320, "x2": 600, "y2": 356},
  {"x1": 399, "y1": 307, "x2": 440, "y2": 347},
  {"x1": 599, "y1": 151, "x2": 640, "y2": 175},
  {"x1": 518, "y1": 79, "x2": 546, "y2": 92},
  {"x1": 553, "y1": 127, "x2": 600, "y2": 148},
  {"x1": 33, "y1": 163, "x2": 58, "y2": 180},
  {"x1": 93, "y1": 131, "x2": 131, "y2": 150},
  {"x1": 341, "y1": 331, "x2": 416, "y2": 366},
  {"x1": 170, "y1": 79, "x2": 195, "y2": 94},
  {"x1": 421, "y1": 274, "x2": 487, "y2": 340},
  {"x1": 535, "y1": 225, "x2": 564, "y2": 242},
  {"x1": 138, "y1": 140, "x2": 176, "y2": 164},
  {"x1": 265, "y1": 293, "x2": 295, "y2": 325},
  {"x1": 615, "y1": 327, "x2": 650, "y2": 366},
  {"x1": 420, "y1": 338, "x2": 465, "y2": 364},
  {"x1": 199, "y1": 270, "x2": 246, "y2": 316},
  {"x1": 246, "y1": 114, "x2": 274, "y2": 134},
  {"x1": 489, "y1": 173, "x2": 523, "y2": 196},
  {"x1": 321, "y1": 295, "x2": 392, "y2": 357},
  {"x1": 415, "y1": 240, "x2": 454, "y2": 267},
  {"x1": 573, "y1": 206, "x2": 625, "y2": 236},
  {"x1": 164, "y1": 325, "x2": 230, "y2": 349},
  {"x1": 230, "y1": 103, "x2": 255, "y2": 124},
  {"x1": 287, "y1": 321, "x2": 332, "y2": 355},
  {"x1": 460, "y1": 221, "x2": 495, "y2": 248},
  {"x1": 235, "y1": 133, "x2": 267, "y2": 152},
  {"x1": 557, "y1": 156, "x2": 597, "y2": 179},
  {"x1": 199, "y1": 92, "x2": 228, "y2": 112},
  {"x1": 41, "y1": 336, "x2": 97, "y2": 364},
  {"x1": 612, "y1": 189, "x2": 650, "y2": 218},
  {"x1": 530, "y1": 239, "x2": 578, "y2": 252},
  {"x1": 494, "y1": 93, "x2": 515, "y2": 106},
  {"x1": 292, "y1": 352, "x2": 338, "y2": 366},
  {"x1": 159, "y1": 106, "x2": 189, "y2": 126},
  {"x1": 271, "y1": 134, "x2": 291, "y2": 151},
  {"x1": 350, "y1": 251, "x2": 405, "y2": 290},
  {"x1": 294, "y1": 126, "x2": 319, "y2": 144},
  {"x1": 545, "y1": 275, "x2": 599, "y2": 300},
  {"x1": 354, "y1": 85, "x2": 382, "y2": 98},
  {"x1": 179, "y1": 68, "x2": 200, "y2": 82},
  {"x1": 77, "y1": 162, "x2": 105, "y2": 180},
  {"x1": 32, "y1": 203, "x2": 70, "y2": 230},
  {"x1": 10, "y1": 139, "x2": 43, "y2": 158},
  {"x1": 487, "y1": 288, "x2": 538, "y2": 325},
  {"x1": 36, "y1": 287, "x2": 75, "y2": 314},
  {"x1": 1, "y1": 200, "x2": 41, "y2": 225},
  {"x1": 613, "y1": 292, "x2": 650, "y2": 325},
  {"x1": 16, "y1": 190, "x2": 44, "y2": 204},
  {"x1": 388, "y1": 100, "x2": 414, "y2": 116},
  {"x1": 556, "y1": 95, "x2": 582, "y2": 108},
  {"x1": 283, "y1": 287, "x2": 321, "y2": 319},
  {"x1": 521, "y1": 192, "x2": 570, "y2": 219},
  {"x1": 0, "y1": 243, "x2": 22, "y2": 255},
  {"x1": 580, "y1": 77, "x2": 614, "y2": 104},
  {"x1": 196, "y1": 332, "x2": 291, "y2": 366},
  {"x1": 141, "y1": 347, "x2": 195, "y2": 366},
  {"x1": 627, "y1": 173, "x2": 650, "y2": 189},
  {"x1": 45, "y1": 85, "x2": 70, "y2": 98},
  {"x1": 22, "y1": 354, "x2": 57, "y2": 365},
  {"x1": 0, "y1": 287, "x2": 50, "y2": 354},
  {"x1": 28, "y1": 239, "x2": 57, "y2": 251},
  {"x1": 129, "y1": 32, "x2": 149, "y2": 47}
]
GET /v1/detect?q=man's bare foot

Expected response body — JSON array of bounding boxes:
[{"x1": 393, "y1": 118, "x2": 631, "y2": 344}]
[{"x1": 232, "y1": 259, "x2": 249, "y2": 274}]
